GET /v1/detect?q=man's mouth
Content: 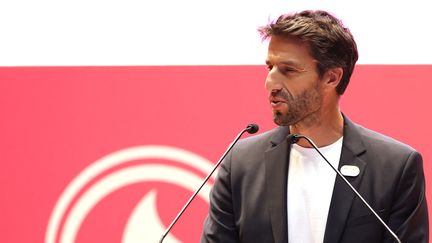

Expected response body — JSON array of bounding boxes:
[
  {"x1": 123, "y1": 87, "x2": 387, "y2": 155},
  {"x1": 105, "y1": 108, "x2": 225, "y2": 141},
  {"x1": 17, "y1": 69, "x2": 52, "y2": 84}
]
[
  {"x1": 269, "y1": 90, "x2": 290, "y2": 108},
  {"x1": 269, "y1": 96, "x2": 287, "y2": 104},
  {"x1": 270, "y1": 98, "x2": 286, "y2": 107}
]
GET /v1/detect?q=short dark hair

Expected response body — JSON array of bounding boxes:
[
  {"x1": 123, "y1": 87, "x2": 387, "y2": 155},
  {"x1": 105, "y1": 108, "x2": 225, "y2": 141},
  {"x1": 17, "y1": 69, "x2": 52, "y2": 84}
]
[{"x1": 259, "y1": 10, "x2": 358, "y2": 94}]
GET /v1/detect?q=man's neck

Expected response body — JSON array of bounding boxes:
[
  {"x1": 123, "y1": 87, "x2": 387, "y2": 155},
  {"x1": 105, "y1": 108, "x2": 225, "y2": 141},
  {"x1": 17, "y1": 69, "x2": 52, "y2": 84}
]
[{"x1": 290, "y1": 110, "x2": 344, "y2": 148}]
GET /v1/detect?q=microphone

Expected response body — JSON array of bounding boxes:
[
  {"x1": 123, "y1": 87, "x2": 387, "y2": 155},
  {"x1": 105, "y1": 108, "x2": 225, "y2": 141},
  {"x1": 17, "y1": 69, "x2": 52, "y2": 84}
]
[
  {"x1": 246, "y1": 123, "x2": 259, "y2": 134},
  {"x1": 287, "y1": 134, "x2": 401, "y2": 243},
  {"x1": 159, "y1": 124, "x2": 259, "y2": 243}
]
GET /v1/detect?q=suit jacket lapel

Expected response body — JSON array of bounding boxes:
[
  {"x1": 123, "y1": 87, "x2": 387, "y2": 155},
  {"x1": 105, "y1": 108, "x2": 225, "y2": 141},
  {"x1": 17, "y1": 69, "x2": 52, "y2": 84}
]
[
  {"x1": 264, "y1": 126, "x2": 290, "y2": 243},
  {"x1": 323, "y1": 116, "x2": 367, "y2": 243}
]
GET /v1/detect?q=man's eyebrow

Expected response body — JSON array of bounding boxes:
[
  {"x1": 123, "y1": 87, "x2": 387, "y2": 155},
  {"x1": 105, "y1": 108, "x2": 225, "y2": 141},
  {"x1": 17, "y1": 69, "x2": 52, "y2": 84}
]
[
  {"x1": 265, "y1": 60, "x2": 306, "y2": 71},
  {"x1": 265, "y1": 59, "x2": 299, "y2": 66}
]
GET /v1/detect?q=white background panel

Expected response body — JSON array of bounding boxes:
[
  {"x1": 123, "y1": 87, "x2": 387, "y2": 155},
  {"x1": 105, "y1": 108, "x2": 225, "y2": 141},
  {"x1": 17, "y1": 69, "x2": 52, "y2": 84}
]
[{"x1": 0, "y1": 0, "x2": 431, "y2": 65}]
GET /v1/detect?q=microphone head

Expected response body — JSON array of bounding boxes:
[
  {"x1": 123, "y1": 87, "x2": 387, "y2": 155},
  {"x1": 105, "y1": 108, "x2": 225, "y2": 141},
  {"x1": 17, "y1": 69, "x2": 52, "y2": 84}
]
[
  {"x1": 246, "y1": 124, "x2": 259, "y2": 134},
  {"x1": 287, "y1": 134, "x2": 300, "y2": 144}
]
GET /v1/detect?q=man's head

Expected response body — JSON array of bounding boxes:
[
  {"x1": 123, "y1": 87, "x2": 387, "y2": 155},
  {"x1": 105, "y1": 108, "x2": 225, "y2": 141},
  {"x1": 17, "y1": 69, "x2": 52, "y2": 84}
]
[
  {"x1": 259, "y1": 10, "x2": 358, "y2": 95},
  {"x1": 259, "y1": 10, "x2": 358, "y2": 127}
]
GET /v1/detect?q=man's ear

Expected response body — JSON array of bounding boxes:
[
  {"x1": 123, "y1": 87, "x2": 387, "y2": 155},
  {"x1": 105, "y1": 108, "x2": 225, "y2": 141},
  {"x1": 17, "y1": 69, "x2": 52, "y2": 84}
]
[{"x1": 324, "y1": 67, "x2": 343, "y2": 89}]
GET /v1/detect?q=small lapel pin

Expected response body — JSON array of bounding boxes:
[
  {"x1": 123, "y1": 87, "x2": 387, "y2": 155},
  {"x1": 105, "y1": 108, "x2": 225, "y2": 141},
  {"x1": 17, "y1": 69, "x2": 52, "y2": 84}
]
[{"x1": 340, "y1": 165, "x2": 360, "y2": 177}]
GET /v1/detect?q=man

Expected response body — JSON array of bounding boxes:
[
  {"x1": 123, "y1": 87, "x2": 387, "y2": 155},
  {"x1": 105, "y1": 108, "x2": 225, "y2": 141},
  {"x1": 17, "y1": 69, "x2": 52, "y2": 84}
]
[{"x1": 201, "y1": 10, "x2": 428, "y2": 243}]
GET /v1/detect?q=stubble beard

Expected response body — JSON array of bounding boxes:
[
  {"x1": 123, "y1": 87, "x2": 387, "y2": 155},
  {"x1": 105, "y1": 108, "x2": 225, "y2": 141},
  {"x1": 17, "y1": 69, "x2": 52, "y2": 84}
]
[{"x1": 273, "y1": 84, "x2": 323, "y2": 127}]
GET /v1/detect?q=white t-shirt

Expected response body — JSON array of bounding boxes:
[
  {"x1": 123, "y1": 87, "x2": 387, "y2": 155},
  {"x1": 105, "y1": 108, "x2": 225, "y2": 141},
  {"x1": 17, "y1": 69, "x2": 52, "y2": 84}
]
[{"x1": 287, "y1": 136, "x2": 343, "y2": 243}]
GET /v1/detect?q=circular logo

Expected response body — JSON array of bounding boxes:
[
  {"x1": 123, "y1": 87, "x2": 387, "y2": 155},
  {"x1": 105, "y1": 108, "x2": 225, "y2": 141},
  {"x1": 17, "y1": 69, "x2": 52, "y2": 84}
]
[{"x1": 45, "y1": 145, "x2": 216, "y2": 243}]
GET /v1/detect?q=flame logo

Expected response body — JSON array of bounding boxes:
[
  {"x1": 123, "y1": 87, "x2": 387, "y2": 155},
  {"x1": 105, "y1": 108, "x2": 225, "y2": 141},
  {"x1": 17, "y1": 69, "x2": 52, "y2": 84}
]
[{"x1": 45, "y1": 145, "x2": 215, "y2": 243}]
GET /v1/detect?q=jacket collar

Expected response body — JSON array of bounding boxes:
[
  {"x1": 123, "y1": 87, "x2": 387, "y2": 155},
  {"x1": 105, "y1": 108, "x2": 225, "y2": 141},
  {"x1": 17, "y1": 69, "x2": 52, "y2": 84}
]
[
  {"x1": 269, "y1": 126, "x2": 290, "y2": 146},
  {"x1": 265, "y1": 125, "x2": 290, "y2": 243},
  {"x1": 323, "y1": 115, "x2": 367, "y2": 243}
]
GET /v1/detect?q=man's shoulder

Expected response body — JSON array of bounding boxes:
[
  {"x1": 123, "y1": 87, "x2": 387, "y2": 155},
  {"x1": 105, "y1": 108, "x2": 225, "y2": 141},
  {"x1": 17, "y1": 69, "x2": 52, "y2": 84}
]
[{"x1": 349, "y1": 120, "x2": 417, "y2": 155}]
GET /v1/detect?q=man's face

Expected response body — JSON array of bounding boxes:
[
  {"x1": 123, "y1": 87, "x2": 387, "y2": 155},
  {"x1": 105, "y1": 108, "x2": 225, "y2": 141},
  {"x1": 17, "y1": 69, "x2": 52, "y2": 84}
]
[{"x1": 265, "y1": 36, "x2": 323, "y2": 126}]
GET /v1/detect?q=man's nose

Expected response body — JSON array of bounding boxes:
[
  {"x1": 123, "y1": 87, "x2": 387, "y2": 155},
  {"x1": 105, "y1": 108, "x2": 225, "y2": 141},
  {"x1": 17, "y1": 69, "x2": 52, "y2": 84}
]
[{"x1": 265, "y1": 67, "x2": 283, "y2": 92}]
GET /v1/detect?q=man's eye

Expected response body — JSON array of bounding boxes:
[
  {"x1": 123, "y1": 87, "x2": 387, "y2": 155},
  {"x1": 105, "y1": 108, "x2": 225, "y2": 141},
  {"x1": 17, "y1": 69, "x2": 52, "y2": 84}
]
[{"x1": 279, "y1": 67, "x2": 294, "y2": 75}]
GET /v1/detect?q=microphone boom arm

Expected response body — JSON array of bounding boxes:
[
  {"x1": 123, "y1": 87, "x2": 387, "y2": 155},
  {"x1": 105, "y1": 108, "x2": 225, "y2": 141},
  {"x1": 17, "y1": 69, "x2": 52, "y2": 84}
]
[{"x1": 159, "y1": 124, "x2": 258, "y2": 243}]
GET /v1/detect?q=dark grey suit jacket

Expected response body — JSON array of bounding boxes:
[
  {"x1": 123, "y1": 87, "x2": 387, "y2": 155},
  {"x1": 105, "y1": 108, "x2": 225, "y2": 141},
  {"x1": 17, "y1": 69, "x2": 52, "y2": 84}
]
[{"x1": 201, "y1": 116, "x2": 428, "y2": 243}]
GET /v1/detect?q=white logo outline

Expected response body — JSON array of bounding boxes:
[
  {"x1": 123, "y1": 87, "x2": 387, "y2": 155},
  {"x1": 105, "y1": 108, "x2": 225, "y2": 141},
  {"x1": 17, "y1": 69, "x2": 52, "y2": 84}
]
[{"x1": 45, "y1": 145, "x2": 216, "y2": 243}]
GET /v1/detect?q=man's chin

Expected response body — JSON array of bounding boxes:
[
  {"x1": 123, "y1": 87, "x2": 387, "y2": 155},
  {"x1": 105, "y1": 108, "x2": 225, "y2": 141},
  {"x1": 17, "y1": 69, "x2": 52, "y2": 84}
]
[{"x1": 273, "y1": 114, "x2": 290, "y2": 127}]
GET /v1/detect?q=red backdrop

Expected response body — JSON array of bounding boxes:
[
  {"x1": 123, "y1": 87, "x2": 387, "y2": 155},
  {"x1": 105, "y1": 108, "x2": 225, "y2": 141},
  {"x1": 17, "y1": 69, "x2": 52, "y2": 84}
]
[{"x1": 0, "y1": 65, "x2": 431, "y2": 243}]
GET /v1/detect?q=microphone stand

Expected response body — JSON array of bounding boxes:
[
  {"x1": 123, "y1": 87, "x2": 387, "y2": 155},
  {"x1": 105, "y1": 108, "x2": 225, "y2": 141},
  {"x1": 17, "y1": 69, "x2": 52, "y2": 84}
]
[
  {"x1": 288, "y1": 134, "x2": 401, "y2": 243},
  {"x1": 159, "y1": 124, "x2": 259, "y2": 243}
]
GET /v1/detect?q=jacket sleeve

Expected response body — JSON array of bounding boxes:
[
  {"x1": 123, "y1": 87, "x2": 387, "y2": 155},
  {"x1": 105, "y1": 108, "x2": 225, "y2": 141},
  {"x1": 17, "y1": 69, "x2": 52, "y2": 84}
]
[
  {"x1": 201, "y1": 152, "x2": 239, "y2": 243},
  {"x1": 386, "y1": 151, "x2": 429, "y2": 243}
]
